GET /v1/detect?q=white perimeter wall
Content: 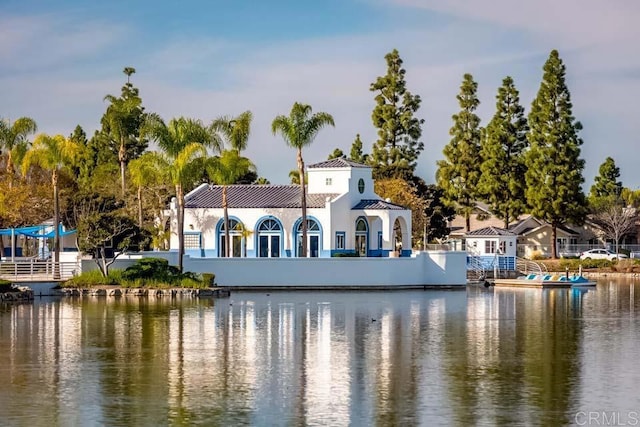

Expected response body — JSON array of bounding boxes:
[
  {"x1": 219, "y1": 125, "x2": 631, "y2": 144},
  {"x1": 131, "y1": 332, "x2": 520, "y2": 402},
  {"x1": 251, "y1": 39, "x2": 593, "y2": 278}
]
[{"x1": 82, "y1": 251, "x2": 467, "y2": 288}]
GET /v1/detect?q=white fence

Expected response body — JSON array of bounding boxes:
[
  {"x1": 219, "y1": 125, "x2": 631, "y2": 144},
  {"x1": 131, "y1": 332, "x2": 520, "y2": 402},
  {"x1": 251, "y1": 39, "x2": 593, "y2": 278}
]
[{"x1": 0, "y1": 261, "x2": 79, "y2": 281}]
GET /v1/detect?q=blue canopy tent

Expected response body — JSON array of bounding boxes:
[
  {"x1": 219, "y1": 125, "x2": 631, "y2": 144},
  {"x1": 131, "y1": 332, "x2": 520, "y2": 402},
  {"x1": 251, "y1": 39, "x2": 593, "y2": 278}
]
[{"x1": 0, "y1": 224, "x2": 76, "y2": 261}]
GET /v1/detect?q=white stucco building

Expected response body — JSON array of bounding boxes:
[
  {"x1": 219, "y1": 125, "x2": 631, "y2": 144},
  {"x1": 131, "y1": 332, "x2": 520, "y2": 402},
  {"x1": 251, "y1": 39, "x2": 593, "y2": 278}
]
[
  {"x1": 168, "y1": 158, "x2": 413, "y2": 258},
  {"x1": 465, "y1": 226, "x2": 517, "y2": 270}
]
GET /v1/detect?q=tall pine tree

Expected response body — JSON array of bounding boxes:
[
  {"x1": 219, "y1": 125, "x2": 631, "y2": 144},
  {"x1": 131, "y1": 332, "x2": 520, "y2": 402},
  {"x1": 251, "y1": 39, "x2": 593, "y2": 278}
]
[
  {"x1": 436, "y1": 73, "x2": 482, "y2": 232},
  {"x1": 590, "y1": 157, "x2": 622, "y2": 200},
  {"x1": 349, "y1": 134, "x2": 368, "y2": 164},
  {"x1": 478, "y1": 76, "x2": 529, "y2": 228},
  {"x1": 369, "y1": 49, "x2": 424, "y2": 180},
  {"x1": 525, "y1": 50, "x2": 587, "y2": 258}
]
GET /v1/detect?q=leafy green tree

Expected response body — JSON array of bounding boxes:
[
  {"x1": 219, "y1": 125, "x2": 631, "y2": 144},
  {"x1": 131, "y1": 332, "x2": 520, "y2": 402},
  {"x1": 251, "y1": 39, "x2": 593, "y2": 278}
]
[
  {"x1": 327, "y1": 148, "x2": 345, "y2": 160},
  {"x1": 142, "y1": 115, "x2": 220, "y2": 271},
  {"x1": 349, "y1": 134, "x2": 368, "y2": 164},
  {"x1": 272, "y1": 102, "x2": 334, "y2": 257},
  {"x1": 101, "y1": 67, "x2": 148, "y2": 196},
  {"x1": 525, "y1": 50, "x2": 587, "y2": 258},
  {"x1": 478, "y1": 76, "x2": 529, "y2": 228},
  {"x1": 73, "y1": 192, "x2": 145, "y2": 276},
  {"x1": 0, "y1": 117, "x2": 37, "y2": 185},
  {"x1": 254, "y1": 177, "x2": 270, "y2": 185},
  {"x1": 375, "y1": 178, "x2": 427, "y2": 246},
  {"x1": 590, "y1": 157, "x2": 622, "y2": 200},
  {"x1": 436, "y1": 73, "x2": 483, "y2": 232},
  {"x1": 369, "y1": 49, "x2": 424, "y2": 180},
  {"x1": 374, "y1": 178, "x2": 454, "y2": 247},
  {"x1": 622, "y1": 188, "x2": 640, "y2": 208},
  {"x1": 206, "y1": 150, "x2": 255, "y2": 257},
  {"x1": 22, "y1": 134, "x2": 80, "y2": 276},
  {"x1": 211, "y1": 110, "x2": 253, "y2": 153}
]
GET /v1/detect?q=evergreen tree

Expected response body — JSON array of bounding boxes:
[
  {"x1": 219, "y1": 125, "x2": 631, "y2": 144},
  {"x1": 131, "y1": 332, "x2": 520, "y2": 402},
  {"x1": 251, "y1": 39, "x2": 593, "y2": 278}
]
[
  {"x1": 525, "y1": 50, "x2": 587, "y2": 258},
  {"x1": 349, "y1": 134, "x2": 368, "y2": 164},
  {"x1": 436, "y1": 73, "x2": 482, "y2": 232},
  {"x1": 478, "y1": 76, "x2": 529, "y2": 228},
  {"x1": 68, "y1": 125, "x2": 91, "y2": 182},
  {"x1": 590, "y1": 157, "x2": 622, "y2": 200},
  {"x1": 419, "y1": 181, "x2": 456, "y2": 243},
  {"x1": 327, "y1": 148, "x2": 345, "y2": 160},
  {"x1": 369, "y1": 49, "x2": 424, "y2": 179},
  {"x1": 254, "y1": 177, "x2": 270, "y2": 185}
]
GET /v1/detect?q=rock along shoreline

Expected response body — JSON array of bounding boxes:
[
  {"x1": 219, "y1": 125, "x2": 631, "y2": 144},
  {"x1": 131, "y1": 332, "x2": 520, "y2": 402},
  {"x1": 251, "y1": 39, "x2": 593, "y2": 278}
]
[{"x1": 59, "y1": 287, "x2": 231, "y2": 298}]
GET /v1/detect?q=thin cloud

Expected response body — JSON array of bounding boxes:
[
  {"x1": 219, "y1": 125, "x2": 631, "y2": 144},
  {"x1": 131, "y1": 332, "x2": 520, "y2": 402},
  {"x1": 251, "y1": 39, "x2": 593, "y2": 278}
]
[
  {"x1": 392, "y1": 0, "x2": 638, "y2": 46},
  {"x1": 0, "y1": 13, "x2": 129, "y2": 73}
]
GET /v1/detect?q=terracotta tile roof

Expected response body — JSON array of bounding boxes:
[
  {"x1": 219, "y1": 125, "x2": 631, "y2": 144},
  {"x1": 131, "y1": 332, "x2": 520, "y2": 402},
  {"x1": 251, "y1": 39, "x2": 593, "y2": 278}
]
[
  {"x1": 185, "y1": 185, "x2": 338, "y2": 209},
  {"x1": 307, "y1": 158, "x2": 370, "y2": 169},
  {"x1": 352, "y1": 199, "x2": 406, "y2": 210}
]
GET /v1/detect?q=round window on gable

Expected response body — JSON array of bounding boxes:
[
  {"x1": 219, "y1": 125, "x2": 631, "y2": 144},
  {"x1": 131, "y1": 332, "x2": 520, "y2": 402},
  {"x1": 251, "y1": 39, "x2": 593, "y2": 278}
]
[{"x1": 358, "y1": 178, "x2": 365, "y2": 194}]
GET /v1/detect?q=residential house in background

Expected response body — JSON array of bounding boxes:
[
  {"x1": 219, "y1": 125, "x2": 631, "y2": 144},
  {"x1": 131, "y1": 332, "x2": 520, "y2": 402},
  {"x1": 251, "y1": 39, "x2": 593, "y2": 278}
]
[
  {"x1": 447, "y1": 203, "x2": 639, "y2": 258},
  {"x1": 465, "y1": 226, "x2": 517, "y2": 270}
]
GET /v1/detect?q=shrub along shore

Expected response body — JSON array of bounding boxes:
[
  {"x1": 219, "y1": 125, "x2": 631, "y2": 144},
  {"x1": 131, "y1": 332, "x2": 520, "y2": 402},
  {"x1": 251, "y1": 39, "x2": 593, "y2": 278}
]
[
  {"x1": 539, "y1": 258, "x2": 640, "y2": 275},
  {"x1": 61, "y1": 258, "x2": 216, "y2": 290}
]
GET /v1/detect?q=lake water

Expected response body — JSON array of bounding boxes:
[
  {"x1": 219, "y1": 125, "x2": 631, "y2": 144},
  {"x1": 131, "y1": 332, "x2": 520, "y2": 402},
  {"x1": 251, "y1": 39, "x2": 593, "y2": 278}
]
[{"x1": 1, "y1": 279, "x2": 640, "y2": 426}]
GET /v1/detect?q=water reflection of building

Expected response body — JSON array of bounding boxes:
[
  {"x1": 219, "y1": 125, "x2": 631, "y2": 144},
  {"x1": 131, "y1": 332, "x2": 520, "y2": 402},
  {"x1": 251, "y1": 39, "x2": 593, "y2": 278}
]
[{"x1": 0, "y1": 291, "x2": 478, "y2": 425}]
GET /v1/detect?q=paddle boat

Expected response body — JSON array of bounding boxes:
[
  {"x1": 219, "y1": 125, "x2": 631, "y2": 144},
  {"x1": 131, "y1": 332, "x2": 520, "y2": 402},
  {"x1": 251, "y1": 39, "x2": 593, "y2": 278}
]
[{"x1": 492, "y1": 273, "x2": 596, "y2": 289}]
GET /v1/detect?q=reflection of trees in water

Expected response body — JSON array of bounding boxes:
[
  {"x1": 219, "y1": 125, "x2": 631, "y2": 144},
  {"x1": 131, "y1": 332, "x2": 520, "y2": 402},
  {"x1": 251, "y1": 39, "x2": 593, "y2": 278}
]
[
  {"x1": 1, "y1": 287, "x2": 615, "y2": 425},
  {"x1": 446, "y1": 288, "x2": 582, "y2": 425},
  {"x1": 93, "y1": 298, "x2": 175, "y2": 426}
]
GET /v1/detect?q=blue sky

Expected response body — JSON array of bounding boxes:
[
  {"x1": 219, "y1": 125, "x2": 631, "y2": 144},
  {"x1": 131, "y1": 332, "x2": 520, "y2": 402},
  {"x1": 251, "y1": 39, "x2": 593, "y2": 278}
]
[{"x1": 2, "y1": 0, "x2": 639, "y2": 188}]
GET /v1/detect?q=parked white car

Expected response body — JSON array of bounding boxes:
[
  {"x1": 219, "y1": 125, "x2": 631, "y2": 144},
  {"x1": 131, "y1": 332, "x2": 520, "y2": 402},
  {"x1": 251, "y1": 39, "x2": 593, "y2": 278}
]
[{"x1": 579, "y1": 249, "x2": 628, "y2": 261}]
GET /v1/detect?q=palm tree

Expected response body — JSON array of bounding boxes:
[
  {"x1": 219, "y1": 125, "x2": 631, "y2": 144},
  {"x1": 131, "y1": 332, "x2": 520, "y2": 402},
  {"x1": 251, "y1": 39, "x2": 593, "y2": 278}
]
[
  {"x1": 102, "y1": 93, "x2": 143, "y2": 196},
  {"x1": 143, "y1": 115, "x2": 220, "y2": 272},
  {"x1": 0, "y1": 117, "x2": 37, "y2": 186},
  {"x1": 128, "y1": 151, "x2": 167, "y2": 228},
  {"x1": 123, "y1": 66, "x2": 136, "y2": 84},
  {"x1": 206, "y1": 150, "x2": 255, "y2": 257},
  {"x1": 22, "y1": 134, "x2": 80, "y2": 278},
  {"x1": 211, "y1": 111, "x2": 253, "y2": 153},
  {"x1": 272, "y1": 103, "x2": 334, "y2": 257},
  {"x1": 288, "y1": 169, "x2": 308, "y2": 185}
]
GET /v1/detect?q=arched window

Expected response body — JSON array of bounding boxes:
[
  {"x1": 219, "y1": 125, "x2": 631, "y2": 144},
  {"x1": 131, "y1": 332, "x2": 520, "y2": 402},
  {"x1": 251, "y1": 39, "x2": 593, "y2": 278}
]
[
  {"x1": 355, "y1": 217, "x2": 368, "y2": 257},
  {"x1": 296, "y1": 219, "x2": 320, "y2": 232},
  {"x1": 257, "y1": 217, "x2": 283, "y2": 258},
  {"x1": 295, "y1": 218, "x2": 321, "y2": 257},
  {"x1": 218, "y1": 218, "x2": 244, "y2": 257}
]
